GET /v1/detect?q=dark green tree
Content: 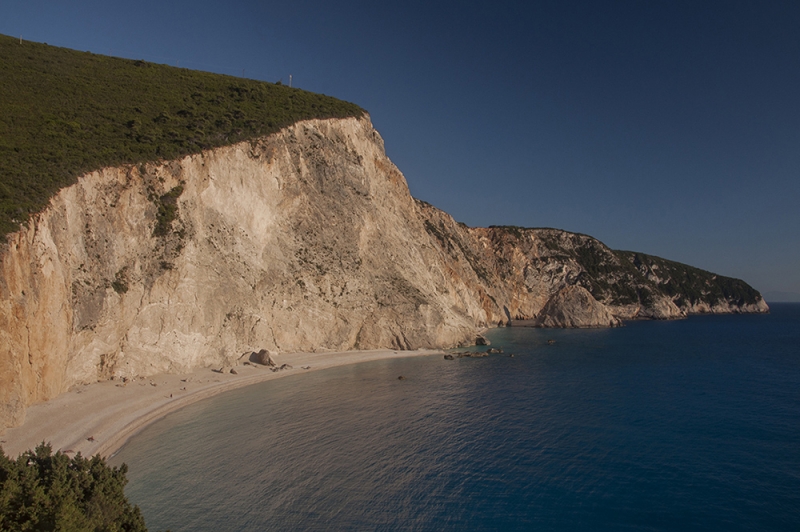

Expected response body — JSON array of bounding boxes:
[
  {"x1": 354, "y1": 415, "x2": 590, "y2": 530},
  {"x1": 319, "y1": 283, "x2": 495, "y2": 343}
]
[{"x1": 0, "y1": 443, "x2": 148, "y2": 531}]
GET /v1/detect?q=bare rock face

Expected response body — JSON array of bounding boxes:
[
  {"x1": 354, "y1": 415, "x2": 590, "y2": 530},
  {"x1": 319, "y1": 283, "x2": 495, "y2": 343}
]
[
  {"x1": 681, "y1": 299, "x2": 770, "y2": 314},
  {"x1": 532, "y1": 286, "x2": 621, "y2": 328},
  {"x1": 0, "y1": 115, "x2": 769, "y2": 431},
  {"x1": 414, "y1": 207, "x2": 767, "y2": 327},
  {"x1": 0, "y1": 116, "x2": 481, "y2": 430}
]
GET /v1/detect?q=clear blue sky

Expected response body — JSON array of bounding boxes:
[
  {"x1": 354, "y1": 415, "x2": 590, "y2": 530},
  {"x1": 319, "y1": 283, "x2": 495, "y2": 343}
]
[{"x1": 3, "y1": 1, "x2": 799, "y2": 299}]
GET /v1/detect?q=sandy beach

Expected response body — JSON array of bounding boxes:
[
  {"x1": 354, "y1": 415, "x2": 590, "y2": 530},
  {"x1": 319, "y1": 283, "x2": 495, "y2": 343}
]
[{"x1": 0, "y1": 348, "x2": 441, "y2": 459}]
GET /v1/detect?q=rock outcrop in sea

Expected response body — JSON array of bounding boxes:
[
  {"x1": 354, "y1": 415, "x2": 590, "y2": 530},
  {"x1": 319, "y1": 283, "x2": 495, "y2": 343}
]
[{"x1": 0, "y1": 116, "x2": 768, "y2": 430}]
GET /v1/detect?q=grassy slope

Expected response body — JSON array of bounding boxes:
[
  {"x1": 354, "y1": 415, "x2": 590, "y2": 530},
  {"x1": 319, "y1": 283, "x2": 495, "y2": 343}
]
[{"x1": 0, "y1": 34, "x2": 364, "y2": 238}]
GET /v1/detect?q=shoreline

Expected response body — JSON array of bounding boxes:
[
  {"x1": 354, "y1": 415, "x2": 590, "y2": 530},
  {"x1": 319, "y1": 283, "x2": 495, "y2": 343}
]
[{"x1": 0, "y1": 348, "x2": 441, "y2": 459}]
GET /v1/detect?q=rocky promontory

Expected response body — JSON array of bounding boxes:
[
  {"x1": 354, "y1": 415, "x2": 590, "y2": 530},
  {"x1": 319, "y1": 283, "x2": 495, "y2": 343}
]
[{"x1": 416, "y1": 210, "x2": 768, "y2": 325}]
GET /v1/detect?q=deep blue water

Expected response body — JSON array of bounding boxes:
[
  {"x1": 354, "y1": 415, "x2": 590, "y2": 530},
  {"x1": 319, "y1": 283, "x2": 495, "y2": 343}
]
[{"x1": 111, "y1": 304, "x2": 800, "y2": 531}]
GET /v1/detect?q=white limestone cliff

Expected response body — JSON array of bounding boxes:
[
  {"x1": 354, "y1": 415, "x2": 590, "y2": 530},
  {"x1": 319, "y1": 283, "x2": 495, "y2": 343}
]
[
  {"x1": 0, "y1": 116, "x2": 768, "y2": 431},
  {"x1": 0, "y1": 117, "x2": 480, "y2": 430}
]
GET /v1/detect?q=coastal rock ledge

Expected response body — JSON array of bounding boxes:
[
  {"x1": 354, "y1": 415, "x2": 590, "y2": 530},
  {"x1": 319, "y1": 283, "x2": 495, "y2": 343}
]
[{"x1": 0, "y1": 116, "x2": 767, "y2": 430}]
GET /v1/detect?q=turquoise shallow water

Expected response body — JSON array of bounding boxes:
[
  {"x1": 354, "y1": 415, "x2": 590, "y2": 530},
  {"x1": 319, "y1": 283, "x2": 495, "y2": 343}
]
[{"x1": 111, "y1": 304, "x2": 800, "y2": 531}]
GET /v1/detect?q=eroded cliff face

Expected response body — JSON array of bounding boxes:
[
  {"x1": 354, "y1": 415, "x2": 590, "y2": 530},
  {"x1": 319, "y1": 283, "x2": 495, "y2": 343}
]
[
  {"x1": 417, "y1": 207, "x2": 768, "y2": 325},
  {"x1": 416, "y1": 208, "x2": 672, "y2": 326},
  {"x1": 0, "y1": 116, "x2": 768, "y2": 431},
  {"x1": 0, "y1": 117, "x2": 486, "y2": 430}
]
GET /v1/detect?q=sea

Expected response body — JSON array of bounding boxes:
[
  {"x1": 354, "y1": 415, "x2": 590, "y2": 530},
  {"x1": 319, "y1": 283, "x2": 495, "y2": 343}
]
[{"x1": 110, "y1": 304, "x2": 800, "y2": 531}]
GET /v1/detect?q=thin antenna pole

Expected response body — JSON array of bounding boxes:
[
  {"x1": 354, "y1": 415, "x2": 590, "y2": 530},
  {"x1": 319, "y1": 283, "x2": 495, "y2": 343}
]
[{"x1": 19, "y1": 35, "x2": 22, "y2": 44}]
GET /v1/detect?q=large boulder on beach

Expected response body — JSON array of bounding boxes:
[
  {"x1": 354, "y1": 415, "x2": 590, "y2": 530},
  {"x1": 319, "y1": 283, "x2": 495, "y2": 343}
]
[{"x1": 254, "y1": 349, "x2": 276, "y2": 367}]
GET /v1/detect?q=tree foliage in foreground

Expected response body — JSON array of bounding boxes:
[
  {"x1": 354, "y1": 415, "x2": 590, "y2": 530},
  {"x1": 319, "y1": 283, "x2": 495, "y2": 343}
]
[{"x1": 0, "y1": 443, "x2": 148, "y2": 531}]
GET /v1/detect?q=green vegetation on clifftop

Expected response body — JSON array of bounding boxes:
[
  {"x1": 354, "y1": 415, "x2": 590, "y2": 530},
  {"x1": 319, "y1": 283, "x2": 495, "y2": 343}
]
[
  {"x1": 485, "y1": 225, "x2": 763, "y2": 311},
  {"x1": 0, "y1": 34, "x2": 364, "y2": 238},
  {"x1": 616, "y1": 250, "x2": 761, "y2": 307}
]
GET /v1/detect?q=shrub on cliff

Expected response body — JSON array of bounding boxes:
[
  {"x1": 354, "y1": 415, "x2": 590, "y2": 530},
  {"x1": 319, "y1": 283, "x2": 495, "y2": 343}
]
[{"x1": 0, "y1": 443, "x2": 148, "y2": 531}]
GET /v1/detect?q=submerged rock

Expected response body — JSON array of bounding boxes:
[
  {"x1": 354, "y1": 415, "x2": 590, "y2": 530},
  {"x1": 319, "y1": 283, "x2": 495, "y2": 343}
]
[{"x1": 456, "y1": 351, "x2": 488, "y2": 358}]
